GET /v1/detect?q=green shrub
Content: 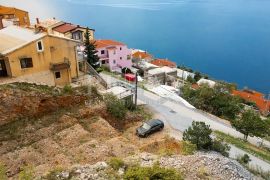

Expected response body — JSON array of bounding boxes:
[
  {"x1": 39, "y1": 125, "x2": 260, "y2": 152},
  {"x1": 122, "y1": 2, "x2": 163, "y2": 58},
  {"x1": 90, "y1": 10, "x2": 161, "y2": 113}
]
[
  {"x1": 183, "y1": 121, "x2": 212, "y2": 150},
  {"x1": 96, "y1": 67, "x2": 103, "y2": 73},
  {"x1": 181, "y1": 141, "x2": 197, "y2": 155},
  {"x1": 19, "y1": 165, "x2": 34, "y2": 180},
  {"x1": 238, "y1": 154, "x2": 251, "y2": 165},
  {"x1": 124, "y1": 164, "x2": 183, "y2": 180},
  {"x1": 0, "y1": 163, "x2": 7, "y2": 180},
  {"x1": 101, "y1": 65, "x2": 110, "y2": 72},
  {"x1": 104, "y1": 94, "x2": 127, "y2": 119},
  {"x1": 211, "y1": 139, "x2": 230, "y2": 157},
  {"x1": 62, "y1": 85, "x2": 73, "y2": 94},
  {"x1": 108, "y1": 157, "x2": 125, "y2": 170}
]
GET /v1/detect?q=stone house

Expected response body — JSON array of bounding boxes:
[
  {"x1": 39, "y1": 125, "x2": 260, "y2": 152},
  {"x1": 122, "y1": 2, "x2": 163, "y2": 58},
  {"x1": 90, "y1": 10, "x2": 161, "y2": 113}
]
[{"x1": 0, "y1": 25, "x2": 80, "y2": 86}]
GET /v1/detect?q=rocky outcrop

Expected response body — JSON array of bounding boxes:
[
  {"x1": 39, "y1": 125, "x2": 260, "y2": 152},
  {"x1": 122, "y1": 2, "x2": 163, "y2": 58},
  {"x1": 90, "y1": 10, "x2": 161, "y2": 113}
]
[{"x1": 44, "y1": 152, "x2": 256, "y2": 180}]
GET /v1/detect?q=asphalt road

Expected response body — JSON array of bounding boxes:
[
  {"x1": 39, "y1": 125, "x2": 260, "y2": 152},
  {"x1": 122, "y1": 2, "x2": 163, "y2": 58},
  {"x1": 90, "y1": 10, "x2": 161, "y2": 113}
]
[{"x1": 100, "y1": 73, "x2": 270, "y2": 171}]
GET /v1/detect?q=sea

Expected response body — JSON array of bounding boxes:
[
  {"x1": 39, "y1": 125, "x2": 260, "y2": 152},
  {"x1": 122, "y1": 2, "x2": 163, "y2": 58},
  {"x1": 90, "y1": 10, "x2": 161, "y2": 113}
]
[{"x1": 1, "y1": 0, "x2": 270, "y2": 95}]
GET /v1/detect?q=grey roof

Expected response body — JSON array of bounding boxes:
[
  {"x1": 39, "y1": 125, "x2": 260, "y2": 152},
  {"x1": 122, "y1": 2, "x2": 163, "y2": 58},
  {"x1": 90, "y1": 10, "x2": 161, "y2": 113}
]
[{"x1": 0, "y1": 25, "x2": 46, "y2": 55}]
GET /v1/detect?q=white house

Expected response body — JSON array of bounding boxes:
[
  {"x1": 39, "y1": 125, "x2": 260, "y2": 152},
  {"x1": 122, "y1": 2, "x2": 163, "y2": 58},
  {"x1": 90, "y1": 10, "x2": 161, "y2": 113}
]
[{"x1": 197, "y1": 78, "x2": 216, "y2": 88}]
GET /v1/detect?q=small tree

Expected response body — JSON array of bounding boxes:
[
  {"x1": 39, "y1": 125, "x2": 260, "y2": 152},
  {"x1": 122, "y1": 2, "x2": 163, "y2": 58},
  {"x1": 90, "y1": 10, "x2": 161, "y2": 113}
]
[
  {"x1": 232, "y1": 110, "x2": 266, "y2": 140},
  {"x1": 194, "y1": 72, "x2": 202, "y2": 81},
  {"x1": 238, "y1": 154, "x2": 251, "y2": 165},
  {"x1": 104, "y1": 94, "x2": 127, "y2": 119},
  {"x1": 183, "y1": 121, "x2": 212, "y2": 150},
  {"x1": 84, "y1": 27, "x2": 99, "y2": 68}
]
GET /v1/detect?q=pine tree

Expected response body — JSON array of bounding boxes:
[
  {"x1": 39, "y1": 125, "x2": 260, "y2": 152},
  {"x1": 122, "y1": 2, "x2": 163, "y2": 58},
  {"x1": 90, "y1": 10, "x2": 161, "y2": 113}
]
[{"x1": 84, "y1": 27, "x2": 99, "y2": 68}]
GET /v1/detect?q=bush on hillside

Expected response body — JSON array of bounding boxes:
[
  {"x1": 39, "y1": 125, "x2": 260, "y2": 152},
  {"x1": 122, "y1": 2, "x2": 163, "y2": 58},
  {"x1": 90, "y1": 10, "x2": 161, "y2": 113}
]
[
  {"x1": 184, "y1": 121, "x2": 231, "y2": 156},
  {"x1": 108, "y1": 157, "x2": 125, "y2": 170},
  {"x1": 211, "y1": 139, "x2": 231, "y2": 157},
  {"x1": 62, "y1": 85, "x2": 73, "y2": 94},
  {"x1": 124, "y1": 163, "x2": 183, "y2": 180},
  {"x1": 238, "y1": 154, "x2": 251, "y2": 165},
  {"x1": 104, "y1": 94, "x2": 127, "y2": 119},
  {"x1": 181, "y1": 141, "x2": 197, "y2": 155}
]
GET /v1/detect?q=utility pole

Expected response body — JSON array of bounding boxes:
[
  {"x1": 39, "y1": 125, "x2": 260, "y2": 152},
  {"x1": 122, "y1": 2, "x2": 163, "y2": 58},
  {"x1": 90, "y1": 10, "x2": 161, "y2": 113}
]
[{"x1": 135, "y1": 72, "x2": 138, "y2": 109}]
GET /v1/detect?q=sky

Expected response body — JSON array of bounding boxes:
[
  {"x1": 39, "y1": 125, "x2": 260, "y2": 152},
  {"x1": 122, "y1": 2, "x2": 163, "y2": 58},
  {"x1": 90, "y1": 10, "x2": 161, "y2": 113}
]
[{"x1": 0, "y1": 0, "x2": 58, "y2": 23}]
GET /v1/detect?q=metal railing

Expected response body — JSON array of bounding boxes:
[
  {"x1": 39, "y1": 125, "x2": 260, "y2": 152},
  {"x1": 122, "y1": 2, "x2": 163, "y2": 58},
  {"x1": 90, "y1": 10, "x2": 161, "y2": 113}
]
[{"x1": 81, "y1": 60, "x2": 108, "y2": 89}]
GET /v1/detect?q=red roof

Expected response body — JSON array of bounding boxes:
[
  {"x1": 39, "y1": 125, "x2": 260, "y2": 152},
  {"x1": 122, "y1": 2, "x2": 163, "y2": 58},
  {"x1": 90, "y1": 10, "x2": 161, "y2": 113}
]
[
  {"x1": 132, "y1": 51, "x2": 152, "y2": 60},
  {"x1": 151, "y1": 59, "x2": 176, "y2": 68},
  {"x1": 93, "y1": 40, "x2": 125, "y2": 49},
  {"x1": 191, "y1": 83, "x2": 200, "y2": 90},
  {"x1": 53, "y1": 23, "x2": 78, "y2": 33},
  {"x1": 232, "y1": 89, "x2": 270, "y2": 114}
]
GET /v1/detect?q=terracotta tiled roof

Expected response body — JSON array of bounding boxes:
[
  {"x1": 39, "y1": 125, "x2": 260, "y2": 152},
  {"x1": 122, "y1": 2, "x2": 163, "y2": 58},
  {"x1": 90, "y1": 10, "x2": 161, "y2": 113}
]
[
  {"x1": 53, "y1": 23, "x2": 77, "y2": 33},
  {"x1": 232, "y1": 90, "x2": 270, "y2": 113},
  {"x1": 191, "y1": 83, "x2": 200, "y2": 90},
  {"x1": 151, "y1": 59, "x2": 176, "y2": 68},
  {"x1": 132, "y1": 51, "x2": 152, "y2": 60},
  {"x1": 93, "y1": 40, "x2": 125, "y2": 49}
]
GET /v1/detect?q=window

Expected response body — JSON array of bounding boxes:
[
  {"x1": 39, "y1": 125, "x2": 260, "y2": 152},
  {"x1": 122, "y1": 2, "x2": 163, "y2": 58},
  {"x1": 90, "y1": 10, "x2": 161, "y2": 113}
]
[
  {"x1": 127, "y1": 55, "x2": 131, "y2": 60},
  {"x1": 101, "y1": 50, "x2": 105, "y2": 55},
  {"x1": 120, "y1": 57, "x2": 122, "y2": 60},
  {"x1": 72, "y1": 32, "x2": 82, "y2": 40},
  {"x1": 37, "y1": 40, "x2": 44, "y2": 52},
  {"x1": 113, "y1": 50, "x2": 116, "y2": 55},
  {"x1": 55, "y1": 72, "x2": 61, "y2": 79},
  {"x1": 20, "y1": 58, "x2": 33, "y2": 69},
  {"x1": 102, "y1": 60, "x2": 106, "y2": 64},
  {"x1": 113, "y1": 60, "x2": 116, "y2": 64},
  {"x1": 120, "y1": 47, "x2": 122, "y2": 50}
]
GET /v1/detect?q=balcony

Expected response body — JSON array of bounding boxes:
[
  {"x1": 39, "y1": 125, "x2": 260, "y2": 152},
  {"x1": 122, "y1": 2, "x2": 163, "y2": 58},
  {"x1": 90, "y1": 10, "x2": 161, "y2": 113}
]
[{"x1": 50, "y1": 60, "x2": 70, "y2": 71}]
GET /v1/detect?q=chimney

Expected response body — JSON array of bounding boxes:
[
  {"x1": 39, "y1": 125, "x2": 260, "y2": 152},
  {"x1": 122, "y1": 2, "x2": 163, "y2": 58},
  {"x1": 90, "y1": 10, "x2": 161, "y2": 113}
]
[
  {"x1": 0, "y1": 15, "x2": 3, "y2": 30},
  {"x1": 36, "y1": 18, "x2": 40, "y2": 24}
]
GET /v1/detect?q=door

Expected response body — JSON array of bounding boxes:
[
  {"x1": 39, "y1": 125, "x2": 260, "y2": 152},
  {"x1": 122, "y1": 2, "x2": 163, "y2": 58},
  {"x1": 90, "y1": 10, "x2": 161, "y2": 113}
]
[{"x1": 0, "y1": 60, "x2": 7, "y2": 77}]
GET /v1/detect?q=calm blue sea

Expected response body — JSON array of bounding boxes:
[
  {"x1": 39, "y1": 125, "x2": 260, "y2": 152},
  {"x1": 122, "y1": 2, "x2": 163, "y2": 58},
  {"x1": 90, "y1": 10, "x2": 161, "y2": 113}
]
[{"x1": 1, "y1": 0, "x2": 270, "y2": 94}]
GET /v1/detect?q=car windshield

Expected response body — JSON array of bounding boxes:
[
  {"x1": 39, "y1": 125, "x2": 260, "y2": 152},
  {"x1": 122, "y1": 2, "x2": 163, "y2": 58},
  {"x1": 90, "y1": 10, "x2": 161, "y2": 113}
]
[{"x1": 142, "y1": 123, "x2": 151, "y2": 130}]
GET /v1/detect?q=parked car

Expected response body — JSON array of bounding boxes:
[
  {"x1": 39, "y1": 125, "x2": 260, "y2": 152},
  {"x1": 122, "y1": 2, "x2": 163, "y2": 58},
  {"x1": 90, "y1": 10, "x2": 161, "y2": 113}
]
[{"x1": 136, "y1": 119, "x2": 164, "y2": 137}]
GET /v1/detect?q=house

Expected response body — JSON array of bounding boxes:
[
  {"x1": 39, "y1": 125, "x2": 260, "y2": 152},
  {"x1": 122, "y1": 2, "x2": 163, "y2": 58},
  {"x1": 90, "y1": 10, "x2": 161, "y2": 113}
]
[
  {"x1": 232, "y1": 89, "x2": 270, "y2": 116},
  {"x1": 132, "y1": 50, "x2": 153, "y2": 66},
  {"x1": 197, "y1": 78, "x2": 216, "y2": 88},
  {"x1": 52, "y1": 22, "x2": 95, "y2": 42},
  {"x1": 177, "y1": 69, "x2": 195, "y2": 80},
  {"x1": 36, "y1": 19, "x2": 95, "y2": 42},
  {"x1": 0, "y1": 5, "x2": 30, "y2": 27},
  {"x1": 94, "y1": 40, "x2": 132, "y2": 72},
  {"x1": 35, "y1": 18, "x2": 64, "y2": 34},
  {"x1": 0, "y1": 26, "x2": 80, "y2": 86},
  {"x1": 151, "y1": 59, "x2": 176, "y2": 68},
  {"x1": 147, "y1": 66, "x2": 177, "y2": 85}
]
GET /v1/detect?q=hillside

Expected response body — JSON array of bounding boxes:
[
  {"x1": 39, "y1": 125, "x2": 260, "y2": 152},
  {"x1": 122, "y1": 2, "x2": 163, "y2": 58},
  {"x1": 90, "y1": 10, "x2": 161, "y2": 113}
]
[{"x1": 0, "y1": 83, "x2": 255, "y2": 179}]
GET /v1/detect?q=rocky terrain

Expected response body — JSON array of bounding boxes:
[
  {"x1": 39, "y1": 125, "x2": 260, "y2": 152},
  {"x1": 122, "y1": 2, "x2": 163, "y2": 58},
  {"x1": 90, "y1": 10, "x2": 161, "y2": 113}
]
[
  {"x1": 42, "y1": 152, "x2": 256, "y2": 180},
  {"x1": 0, "y1": 82, "x2": 257, "y2": 179}
]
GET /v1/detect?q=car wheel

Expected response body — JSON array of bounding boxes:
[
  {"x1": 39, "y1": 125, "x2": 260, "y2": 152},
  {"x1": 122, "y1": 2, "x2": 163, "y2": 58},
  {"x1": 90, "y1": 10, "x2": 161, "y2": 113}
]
[{"x1": 144, "y1": 133, "x2": 149, "y2": 138}]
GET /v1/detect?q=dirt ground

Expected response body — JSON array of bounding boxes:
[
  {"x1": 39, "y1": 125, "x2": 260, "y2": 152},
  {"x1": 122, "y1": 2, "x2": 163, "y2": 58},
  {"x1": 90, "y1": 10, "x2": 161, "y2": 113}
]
[{"x1": 0, "y1": 104, "x2": 175, "y2": 179}]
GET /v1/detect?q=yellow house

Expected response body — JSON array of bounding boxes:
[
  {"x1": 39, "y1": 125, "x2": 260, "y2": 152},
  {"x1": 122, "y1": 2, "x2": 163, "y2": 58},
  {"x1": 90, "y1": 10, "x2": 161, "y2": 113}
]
[
  {"x1": 0, "y1": 5, "x2": 30, "y2": 27},
  {"x1": 0, "y1": 26, "x2": 80, "y2": 86}
]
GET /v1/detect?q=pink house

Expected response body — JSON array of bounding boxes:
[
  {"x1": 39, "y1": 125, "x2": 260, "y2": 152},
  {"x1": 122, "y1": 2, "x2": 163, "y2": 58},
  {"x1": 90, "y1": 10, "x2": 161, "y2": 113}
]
[{"x1": 94, "y1": 40, "x2": 132, "y2": 72}]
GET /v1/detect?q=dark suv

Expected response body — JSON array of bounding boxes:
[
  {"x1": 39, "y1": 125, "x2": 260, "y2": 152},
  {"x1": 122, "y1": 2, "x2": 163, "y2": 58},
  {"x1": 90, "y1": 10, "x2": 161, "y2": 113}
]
[{"x1": 136, "y1": 119, "x2": 164, "y2": 137}]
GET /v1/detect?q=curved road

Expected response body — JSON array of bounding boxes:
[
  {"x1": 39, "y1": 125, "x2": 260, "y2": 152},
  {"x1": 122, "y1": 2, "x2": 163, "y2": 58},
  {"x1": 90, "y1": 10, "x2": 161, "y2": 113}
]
[{"x1": 100, "y1": 73, "x2": 270, "y2": 171}]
